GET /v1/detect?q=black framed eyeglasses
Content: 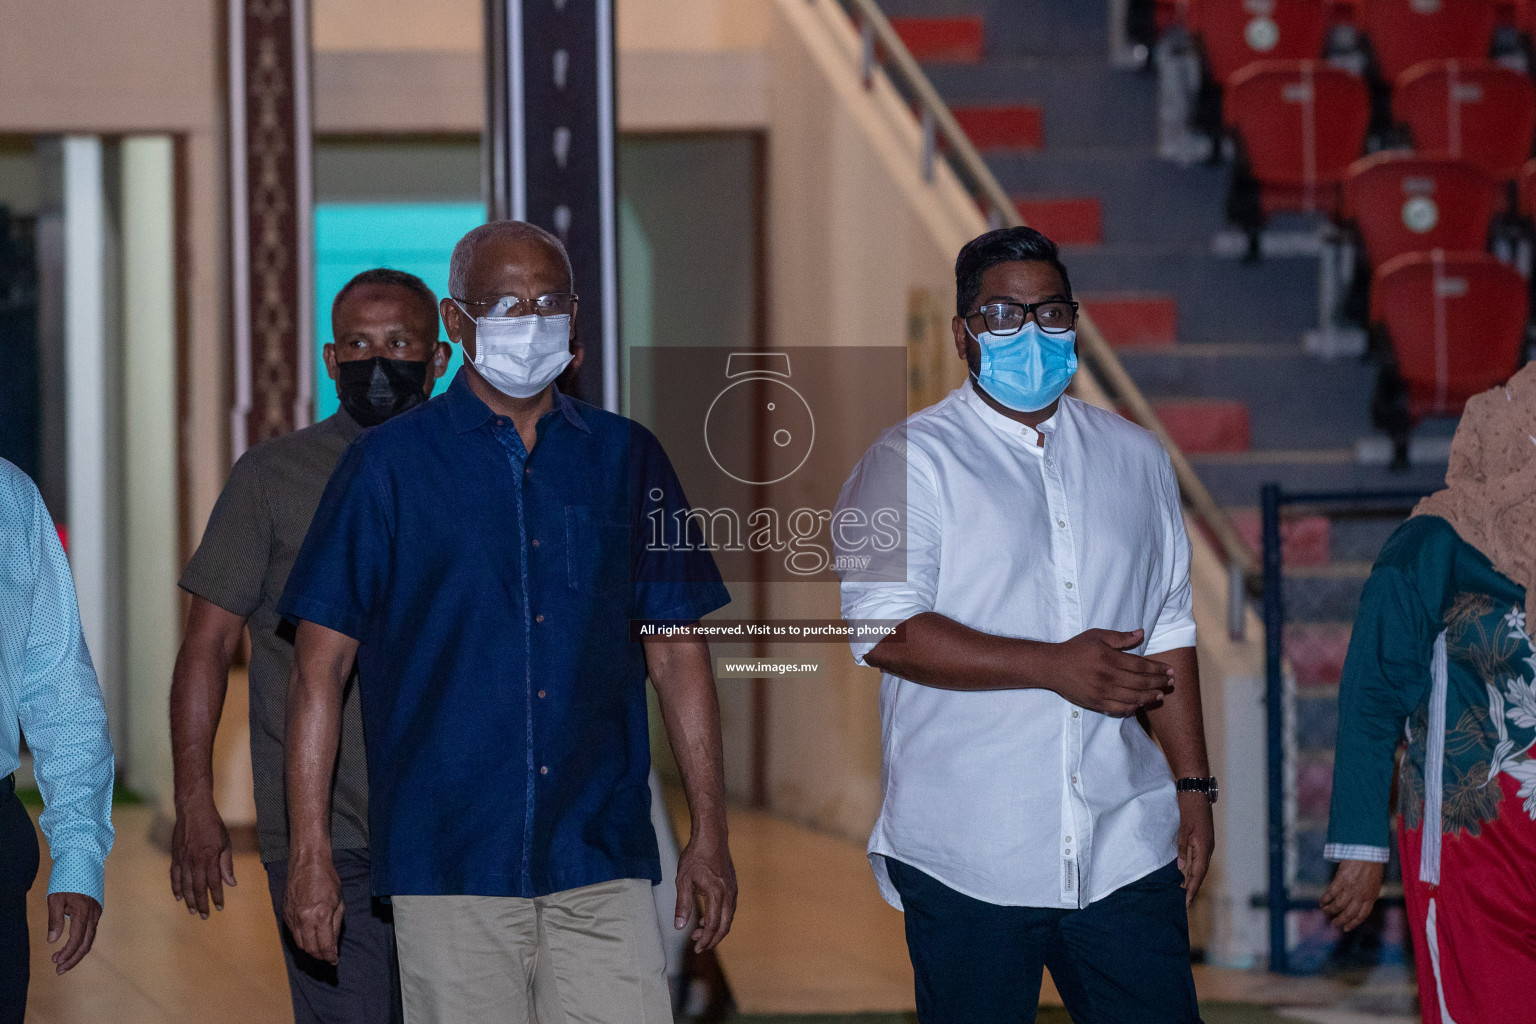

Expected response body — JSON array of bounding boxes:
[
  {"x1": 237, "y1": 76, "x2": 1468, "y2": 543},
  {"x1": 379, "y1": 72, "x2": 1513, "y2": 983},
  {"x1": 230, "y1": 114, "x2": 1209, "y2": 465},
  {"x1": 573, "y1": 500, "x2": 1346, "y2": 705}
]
[
  {"x1": 454, "y1": 292, "x2": 578, "y2": 318},
  {"x1": 967, "y1": 299, "x2": 1079, "y2": 336}
]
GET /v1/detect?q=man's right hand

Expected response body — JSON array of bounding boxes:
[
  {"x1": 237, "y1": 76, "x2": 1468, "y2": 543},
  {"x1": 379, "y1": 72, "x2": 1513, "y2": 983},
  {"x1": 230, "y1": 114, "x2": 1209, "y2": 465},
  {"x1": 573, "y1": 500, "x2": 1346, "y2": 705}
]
[
  {"x1": 170, "y1": 793, "x2": 236, "y2": 918},
  {"x1": 284, "y1": 851, "x2": 344, "y2": 964},
  {"x1": 1044, "y1": 629, "x2": 1174, "y2": 716}
]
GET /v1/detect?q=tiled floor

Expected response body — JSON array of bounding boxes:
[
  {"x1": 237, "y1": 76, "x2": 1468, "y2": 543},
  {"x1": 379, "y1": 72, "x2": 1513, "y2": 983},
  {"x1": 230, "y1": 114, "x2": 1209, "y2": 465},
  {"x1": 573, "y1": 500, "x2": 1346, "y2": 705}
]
[
  {"x1": 23, "y1": 806, "x2": 289, "y2": 1024},
  {"x1": 21, "y1": 803, "x2": 1414, "y2": 1023}
]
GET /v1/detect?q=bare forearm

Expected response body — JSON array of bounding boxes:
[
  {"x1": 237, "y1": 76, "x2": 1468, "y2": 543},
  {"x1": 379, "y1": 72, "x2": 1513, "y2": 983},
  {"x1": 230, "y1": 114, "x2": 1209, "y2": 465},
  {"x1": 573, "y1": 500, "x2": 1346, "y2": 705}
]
[
  {"x1": 864, "y1": 612, "x2": 1053, "y2": 690},
  {"x1": 1144, "y1": 647, "x2": 1210, "y2": 777},
  {"x1": 170, "y1": 651, "x2": 229, "y2": 802},
  {"x1": 286, "y1": 622, "x2": 356, "y2": 855},
  {"x1": 646, "y1": 638, "x2": 728, "y2": 838},
  {"x1": 169, "y1": 600, "x2": 244, "y2": 807}
]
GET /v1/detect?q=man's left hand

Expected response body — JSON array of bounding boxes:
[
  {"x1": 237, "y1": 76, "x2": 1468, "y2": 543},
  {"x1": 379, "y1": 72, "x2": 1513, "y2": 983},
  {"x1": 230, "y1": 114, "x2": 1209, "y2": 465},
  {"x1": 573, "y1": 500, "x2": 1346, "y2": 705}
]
[
  {"x1": 46, "y1": 892, "x2": 102, "y2": 974},
  {"x1": 1175, "y1": 791, "x2": 1215, "y2": 907},
  {"x1": 674, "y1": 831, "x2": 737, "y2": 953}
]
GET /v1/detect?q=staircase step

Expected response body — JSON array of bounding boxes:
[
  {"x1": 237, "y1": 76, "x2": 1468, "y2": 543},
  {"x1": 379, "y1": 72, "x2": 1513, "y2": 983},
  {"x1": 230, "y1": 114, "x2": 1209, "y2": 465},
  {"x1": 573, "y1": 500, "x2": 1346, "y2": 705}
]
[
  {"x1": 890, "y1": 16, "x2": 985, "y2": 63},
  {"x1": 1081, "y1": 293, "x2": 1177, "y2": 347},
  {"x1": 926, "y1": 59, "x2": 1157, "y2": 147},
  {"x1": 1187, "y1": 454, "x2": 1448, "y2": 508},
  {"x1": 1014, "y1": 197, "x2": 1102, "y2": 246},
  {"x1": 1147, "y1": 400, "x2": 1251, "y2": 454},
  {"x1": 1116, "y1": 345, "x2": 1378, "y2": 449},
  {"x1": 951, "y1": 105, "x2": 1044, "y2": 151},
  {"x1": 987, "y1": 150, "x2": 1231, "y2": 245},
  {"x1": 1062, "y1": 244, "x2": 1320, "y2": 345},
  {"x1": 1230, "y1": 509, "x2": 1332, "y2": 567},
  {"x1": 881, "y1": 0, "x2": 1107, "y2": 58}
]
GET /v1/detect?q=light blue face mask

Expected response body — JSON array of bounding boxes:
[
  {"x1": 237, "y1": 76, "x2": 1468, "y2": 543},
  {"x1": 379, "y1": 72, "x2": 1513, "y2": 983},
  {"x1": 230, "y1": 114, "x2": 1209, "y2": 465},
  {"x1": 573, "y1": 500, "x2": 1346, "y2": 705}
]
[{"x1": 969, "y1": 322, "x2": 1078, "y2": 413}]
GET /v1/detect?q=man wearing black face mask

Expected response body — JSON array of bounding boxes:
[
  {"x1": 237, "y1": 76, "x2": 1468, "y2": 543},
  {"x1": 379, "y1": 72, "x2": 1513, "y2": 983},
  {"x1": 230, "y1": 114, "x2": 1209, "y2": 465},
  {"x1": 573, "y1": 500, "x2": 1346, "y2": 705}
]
[{"x1": 169, "y1": 268, "x2": 448, "y2": 1024}]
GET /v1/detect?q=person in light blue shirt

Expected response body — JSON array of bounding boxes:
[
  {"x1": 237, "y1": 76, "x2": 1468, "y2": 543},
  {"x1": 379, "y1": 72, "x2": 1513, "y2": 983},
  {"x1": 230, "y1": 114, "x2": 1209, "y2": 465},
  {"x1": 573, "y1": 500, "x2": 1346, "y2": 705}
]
[{"x1": 0, "y1": 458, "x2": 114, "y2": 1024}]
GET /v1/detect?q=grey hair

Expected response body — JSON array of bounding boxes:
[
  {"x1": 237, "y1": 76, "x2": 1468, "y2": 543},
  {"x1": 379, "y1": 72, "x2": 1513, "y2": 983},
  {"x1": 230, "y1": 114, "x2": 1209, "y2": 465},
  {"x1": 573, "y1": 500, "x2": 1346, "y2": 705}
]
[{"x1": 448, "y1": 220, "x2": 574, "y2": 299}]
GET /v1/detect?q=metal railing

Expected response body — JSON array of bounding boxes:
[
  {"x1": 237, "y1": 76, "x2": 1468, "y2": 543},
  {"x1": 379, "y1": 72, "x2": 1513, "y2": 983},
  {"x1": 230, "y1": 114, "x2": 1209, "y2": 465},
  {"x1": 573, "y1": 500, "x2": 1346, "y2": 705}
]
[
  {"x1": 1259, "y1": 485, "x2": 1427, "y2": 973},
  {"x1": 818, "y1": 0, "x2": 1259, "y2": 634}
]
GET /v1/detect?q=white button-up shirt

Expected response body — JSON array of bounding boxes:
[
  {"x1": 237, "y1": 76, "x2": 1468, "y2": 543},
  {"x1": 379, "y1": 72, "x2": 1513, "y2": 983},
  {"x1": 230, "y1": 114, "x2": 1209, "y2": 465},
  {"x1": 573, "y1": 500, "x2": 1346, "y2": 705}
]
[{"x1": 835, "y1": 385, "x2": 1197, "y2": 910}]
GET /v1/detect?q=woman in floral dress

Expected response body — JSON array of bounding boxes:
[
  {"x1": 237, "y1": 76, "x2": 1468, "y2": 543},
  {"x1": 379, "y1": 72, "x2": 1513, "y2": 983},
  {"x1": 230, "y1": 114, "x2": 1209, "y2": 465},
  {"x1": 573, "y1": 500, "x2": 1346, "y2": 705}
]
[{"x1": 1322, "y1": 365, "x2": 1536, "y2": 1024}]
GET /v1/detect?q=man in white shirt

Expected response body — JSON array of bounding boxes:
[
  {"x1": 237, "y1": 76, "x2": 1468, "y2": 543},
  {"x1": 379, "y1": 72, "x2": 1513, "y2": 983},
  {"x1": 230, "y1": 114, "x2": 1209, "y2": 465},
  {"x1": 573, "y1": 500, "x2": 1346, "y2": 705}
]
[{"x1": 836, "y1": 227, "x2": 1215, "y2": 1023}]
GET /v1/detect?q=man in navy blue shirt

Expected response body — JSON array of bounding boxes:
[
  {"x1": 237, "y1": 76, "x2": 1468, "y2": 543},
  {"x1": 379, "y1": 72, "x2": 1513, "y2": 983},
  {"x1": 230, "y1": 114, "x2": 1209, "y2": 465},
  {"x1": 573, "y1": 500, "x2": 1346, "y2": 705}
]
[{"x1": 279, "y1": 221, "x2": 735, "y2": 1024}]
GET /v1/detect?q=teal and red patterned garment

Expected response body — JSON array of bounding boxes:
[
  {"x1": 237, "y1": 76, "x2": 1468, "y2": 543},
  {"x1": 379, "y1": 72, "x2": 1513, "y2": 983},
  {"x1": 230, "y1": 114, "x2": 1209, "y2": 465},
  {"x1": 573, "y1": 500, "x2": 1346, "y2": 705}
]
[{"x1": 1328, "y1": 513, "x2": 1536, "y2": 1024}]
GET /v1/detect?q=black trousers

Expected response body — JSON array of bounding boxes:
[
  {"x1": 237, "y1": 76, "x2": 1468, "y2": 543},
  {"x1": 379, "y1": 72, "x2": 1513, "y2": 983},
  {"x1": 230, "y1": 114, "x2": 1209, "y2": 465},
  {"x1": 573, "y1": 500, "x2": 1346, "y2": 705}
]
[
  {"x1": 887, "y1": 858, "x2": 1203, "y2": 1024},
  {"x1": 265, "y1": 849, "x2": 403, "y2": 1024},
  {"x1": 0, "y1": 779, "x2": 41, "y2": 1024}
]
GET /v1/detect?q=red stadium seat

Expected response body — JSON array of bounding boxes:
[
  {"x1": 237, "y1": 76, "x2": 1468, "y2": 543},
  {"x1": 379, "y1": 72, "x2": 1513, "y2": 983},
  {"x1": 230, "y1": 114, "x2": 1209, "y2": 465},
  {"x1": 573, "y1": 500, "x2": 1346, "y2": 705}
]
[
  {"x1": 1189, "y1": 0, "x2": 1331, "y2": 84},
  {"x1": 1331, "y1": 0, "x2": 1363, "y2": 20},
  {"x1": 1344, "y1": 152, "x2": 1502, "y2": 267},
  {"x1": 1226, "y1": 61, "x2": 1371, "y2": 216},
  {"x1": 1360, "y1": 0, "x2": 1497, "y2": 82},
  {"x1": 1155, "y1": 0, "x2": 1191, "y2": 32},
  {"x1": 1371, "y1": 249, "x2": 1527, "y2": 417},
  {"x1": 1518, "y1": 158, "x2": 1536, "y2": 218},
  {"x1": 1393, "y1": 60, "x2": 1536, "y2": 179}
]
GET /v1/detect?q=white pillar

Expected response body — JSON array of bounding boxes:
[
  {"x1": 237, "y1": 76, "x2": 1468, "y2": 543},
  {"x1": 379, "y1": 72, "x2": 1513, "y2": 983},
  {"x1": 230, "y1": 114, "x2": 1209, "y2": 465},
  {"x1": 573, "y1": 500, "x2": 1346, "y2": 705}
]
[
  {"x1": 62, "y1": 135, "x2": 123, "y2": 753},
  {"x1": 121, "y1": 136, "x2": 179, "y2": 804}
]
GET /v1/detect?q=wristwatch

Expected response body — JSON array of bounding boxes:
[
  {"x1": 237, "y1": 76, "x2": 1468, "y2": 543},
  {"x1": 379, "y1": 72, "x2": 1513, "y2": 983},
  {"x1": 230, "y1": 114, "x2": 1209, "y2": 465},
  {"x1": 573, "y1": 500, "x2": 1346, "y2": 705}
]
[{"x1": 1175, "y1": 777, "x2": 1219, "y2": 804}]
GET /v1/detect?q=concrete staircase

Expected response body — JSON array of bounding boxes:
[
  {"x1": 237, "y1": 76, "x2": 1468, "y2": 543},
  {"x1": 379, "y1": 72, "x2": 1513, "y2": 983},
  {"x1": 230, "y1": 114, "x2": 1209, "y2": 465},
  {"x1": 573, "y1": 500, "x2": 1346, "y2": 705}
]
[{"x1": 890, "y1": 0, "x2": 1433, "y2": 972}]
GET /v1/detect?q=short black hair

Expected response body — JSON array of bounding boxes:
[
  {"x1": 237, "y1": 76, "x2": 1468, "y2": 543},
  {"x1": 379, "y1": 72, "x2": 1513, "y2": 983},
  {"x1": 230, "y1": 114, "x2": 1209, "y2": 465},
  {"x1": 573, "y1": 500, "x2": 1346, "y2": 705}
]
[
  {"x1": 954, "y1": 226, "x2": 1073, "y2": 318},
  {"x1": 330, "y1": 268, "x2": 440, "y2": 338}
]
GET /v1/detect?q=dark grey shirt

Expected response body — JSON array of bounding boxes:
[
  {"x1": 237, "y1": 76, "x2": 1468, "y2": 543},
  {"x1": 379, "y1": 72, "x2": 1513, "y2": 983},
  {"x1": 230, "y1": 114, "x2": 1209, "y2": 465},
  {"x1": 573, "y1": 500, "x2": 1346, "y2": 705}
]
[{"x1": 180, "y1": 411, "x2": 369, "y2": 862}]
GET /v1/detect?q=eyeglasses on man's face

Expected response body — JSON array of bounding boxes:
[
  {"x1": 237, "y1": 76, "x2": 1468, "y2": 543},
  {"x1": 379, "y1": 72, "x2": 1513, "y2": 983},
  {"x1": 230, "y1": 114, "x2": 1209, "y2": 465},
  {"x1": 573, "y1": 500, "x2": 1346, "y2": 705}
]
[
  {"x1": 454, "y1": 292, "x2": 578, "y2": 319},
  {"x1": 967, "y1": 299, "x2": 1079, "y2": 336}
]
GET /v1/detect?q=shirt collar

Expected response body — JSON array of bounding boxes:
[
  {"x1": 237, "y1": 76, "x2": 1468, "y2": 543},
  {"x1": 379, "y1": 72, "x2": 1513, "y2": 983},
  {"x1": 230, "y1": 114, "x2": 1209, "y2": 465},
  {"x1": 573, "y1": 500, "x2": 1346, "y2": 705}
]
[
  {"x1": 444, "y1": 367, "x2": 591, "y2": 435},
  {"x1": 960, "y1": 381, "x2": 1061, "y2": 449}
]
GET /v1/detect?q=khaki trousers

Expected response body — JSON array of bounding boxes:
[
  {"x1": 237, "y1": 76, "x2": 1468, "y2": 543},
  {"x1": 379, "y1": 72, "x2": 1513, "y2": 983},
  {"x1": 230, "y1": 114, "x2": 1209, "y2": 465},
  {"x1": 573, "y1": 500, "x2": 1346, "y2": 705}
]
[{"x1": 392, "y1": 878, "x2": 674, "y2": 1024}]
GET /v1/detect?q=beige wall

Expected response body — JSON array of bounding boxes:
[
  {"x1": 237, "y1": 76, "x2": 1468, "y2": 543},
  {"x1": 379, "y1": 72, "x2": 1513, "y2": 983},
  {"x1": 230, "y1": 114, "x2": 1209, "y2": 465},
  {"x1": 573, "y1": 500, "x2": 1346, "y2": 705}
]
[
  {"x1": 0, "y1": 0, "x2": 228, "y2": 596},
  {"x1": 0, "y1": 0, "x2": 218, "y2": 133},
  {"x1": 311, "y1": 0, "x2": 771, "y2": 134},
  {"x1": 754, "y1": 0, "x2": 977, "y2": 842}
]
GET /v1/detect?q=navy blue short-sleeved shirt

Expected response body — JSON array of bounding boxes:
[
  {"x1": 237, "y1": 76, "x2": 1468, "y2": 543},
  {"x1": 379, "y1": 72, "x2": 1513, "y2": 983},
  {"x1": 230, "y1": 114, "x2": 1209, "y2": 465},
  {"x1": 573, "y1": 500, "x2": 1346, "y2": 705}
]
[{"x1": 279, "y1": 369, "x2": 730, "y2": 898}]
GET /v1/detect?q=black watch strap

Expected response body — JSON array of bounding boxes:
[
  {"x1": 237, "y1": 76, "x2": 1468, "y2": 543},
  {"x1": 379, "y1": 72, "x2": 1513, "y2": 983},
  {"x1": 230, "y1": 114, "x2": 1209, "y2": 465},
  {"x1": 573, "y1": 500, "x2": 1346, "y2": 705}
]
[{"x1": 1175, "y1": 777, "x2": 1218, "y2": 803}]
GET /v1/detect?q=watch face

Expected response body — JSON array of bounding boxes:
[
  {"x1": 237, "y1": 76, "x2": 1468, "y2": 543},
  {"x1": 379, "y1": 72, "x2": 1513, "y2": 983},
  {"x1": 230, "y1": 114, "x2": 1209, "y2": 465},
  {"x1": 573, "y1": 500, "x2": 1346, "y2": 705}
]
[{"x1": 703, "y1": 376, "x2": 816, "y2": 485}]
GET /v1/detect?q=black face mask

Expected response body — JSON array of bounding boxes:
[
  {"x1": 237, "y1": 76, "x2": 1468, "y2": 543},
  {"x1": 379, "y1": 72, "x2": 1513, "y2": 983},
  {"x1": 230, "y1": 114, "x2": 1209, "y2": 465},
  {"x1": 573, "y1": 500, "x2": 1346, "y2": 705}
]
[{"x1": 336, "y1": 357, "x2": 431, "y2": 428}]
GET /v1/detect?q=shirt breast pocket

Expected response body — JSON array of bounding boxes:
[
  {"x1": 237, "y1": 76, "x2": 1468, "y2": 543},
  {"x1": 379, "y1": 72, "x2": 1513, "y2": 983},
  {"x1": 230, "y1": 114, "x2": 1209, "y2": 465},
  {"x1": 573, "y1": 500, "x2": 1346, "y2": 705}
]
[{"x1": 565, "y1": 505, "x2": 631, "y2": 594}]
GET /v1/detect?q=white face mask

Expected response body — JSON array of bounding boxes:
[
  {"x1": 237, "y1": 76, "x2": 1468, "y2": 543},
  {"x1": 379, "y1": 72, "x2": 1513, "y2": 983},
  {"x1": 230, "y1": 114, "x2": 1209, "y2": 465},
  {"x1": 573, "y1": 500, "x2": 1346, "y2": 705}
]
[{"x1": 455, "y1": 302, "x2": 574, "y2": 399}]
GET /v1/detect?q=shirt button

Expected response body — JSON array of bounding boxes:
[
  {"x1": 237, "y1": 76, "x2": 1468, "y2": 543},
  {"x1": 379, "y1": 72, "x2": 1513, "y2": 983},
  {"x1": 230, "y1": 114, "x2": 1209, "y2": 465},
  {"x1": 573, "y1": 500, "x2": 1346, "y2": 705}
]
[
  {"x1": 1064, "y1": 581, "x2": 1074, "y2": 590},
  {"x1": 540, "y1": 766, "x2": 548, "y2": 775},
  {"x1": 1046, "y1": 458, "x2": 1055, "y2": 468},
  {"x1": 1072, "y1": 710, "x2": 1080, "y2": 719},
  {"x1": 536, "y1": 614, "x2": 545, "y2": 623},
  {"x1": 538, "y1": 690, "x2": 546, "y2": 699},
  {"x1": 532, "y1": 538, "x2": 540, "y2": 547},
  {"x1": 1065, "y1": 836, "x2": 1072, "y2": 843},
  {"x1": 1071, "y1": 775, "x2": 1079, "y2": 785},
  {"x1": 1057, "y1": 519, "x2": 1066, "y2": 528},
  {"x1": 524, "y1": 467, "x2": 531, "y2": 476}
]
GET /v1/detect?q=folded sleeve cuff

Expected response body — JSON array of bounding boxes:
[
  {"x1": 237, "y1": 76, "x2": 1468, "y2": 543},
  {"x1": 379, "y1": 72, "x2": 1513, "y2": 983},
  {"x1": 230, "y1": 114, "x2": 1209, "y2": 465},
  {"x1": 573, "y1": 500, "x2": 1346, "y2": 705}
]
[
  {"x1": 1144, "y1": 621, "x2": 1197, "y2": 656},
  {"x1": 840, "y1": 591, "x2": 932, "y2": 667},
  {"x1": 47, "y1": 848, "x2": 107, "y2": 908},
  {"x1": 277, "y1": 594, "x2": 368, "y2": 643},
  {"x1": 1323, "y1": 843, "x2": 1390, "y2": 864}
]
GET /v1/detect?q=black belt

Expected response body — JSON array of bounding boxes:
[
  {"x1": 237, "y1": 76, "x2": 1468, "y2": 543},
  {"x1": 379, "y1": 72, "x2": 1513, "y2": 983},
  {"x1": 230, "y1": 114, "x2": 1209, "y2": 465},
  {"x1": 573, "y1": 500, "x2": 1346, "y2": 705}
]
[{"x1": 0, "y1": 773, "x2": 13, "y2": 799}]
